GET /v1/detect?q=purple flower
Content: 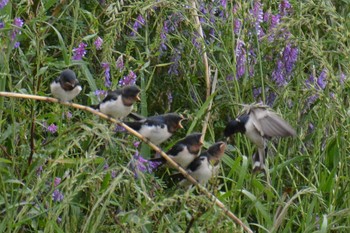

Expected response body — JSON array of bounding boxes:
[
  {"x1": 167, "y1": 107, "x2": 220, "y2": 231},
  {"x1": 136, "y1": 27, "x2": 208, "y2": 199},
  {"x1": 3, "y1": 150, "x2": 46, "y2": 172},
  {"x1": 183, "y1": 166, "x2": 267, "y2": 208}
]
[
  {"x1": 250, "y1": 0, "x2": 264, "y2": 37},
  {"x1": 119, "y1": 70, "x2": 137, "y2": 86},
  {"x1": 111, "y1": 170, "x2": 116, "y2": 178},
  {"x1": 168, "y1": 48, "x2": 182, "y2": 76},
  {"x1": 268, "y1": 14, "x2": 281, "y2": 42},
  {"x1": 103, "y1": 163, "x2": 109, "y2": 170},
  {"x1": 305, "y1": 74, "x2": 315, "y2": 88},
  {"x1": 54, "y1": 177, "x2": 61, "y2": 187},
  {"x1": 115, "y1": 125, "x2": 126, "y2": 132},
  {"x1": 94, "y1": 90, "x2": 107, "y2": 101},
  {"x1": 267, "y1": 91, "x2": 277, "y2": 106},
  {"x1": 65, "y1": 111, "x2": 72, "y2": 119},
  {"x1": 235, "y1": 40, "x2": 246, "y2": 79},
  {"x1": 306, "y1": 94, "x2": 318, "y2": 108},
  {"x1": 234, "y1": 19, "x2": 242, "y2": 34},
  {"x1": 94, "y1": 36, "x2": 103, "y2": 50},
  {"x1": 317, "y1": 70, "x2": 327, "y2": 89},
  {"x1": 283, "y1": 44, "x2": 298, "y2": 75},
  {"x1": 130, "y1": 14, "x2": 145, "y2": 36},
  {"x1": 133, "y1": 154, "x2": 161, "y2": 174},
  {"x1": 14, "y1": 42, "x2": 20, "y2": 48},
  {"x1": 192, "y1": 33, "x2": 201, "y2": 50},
  {"x1": 72, "y1": 42, "x2": 87, "y2": 60},
  {"x1": 116, "y1": 55, "x2": 124, "y2": 72},
  {"x1": 272, "y1": 60, "x2": 286, "y2": 86},
  {"x1": 47, "y1": 124, "x2": 58, "y2": 134},
  {"x1": 0, "y1": 21, "x2": 4, "y2": 28},
  {"x1": 0, "y1": 0, "x2": 9, "y2": 9},
  {"x1": 133, "y1": 141, "x2": 140, "y2": 148},
  {"x1": 221, "y1": 0, "x2": 227, "y2": 8},
  {"x1": 253, "y1": 87, "x2": 262, "y2": 98},
  {"x1": 52, "y1": 189, "x2": 64, "y2": 202},
  {"x1": 101, "y1": 62, "x2": 111, "y2": 87},
  {"x1": 14, "y1": 17, "x2": 24, "y2": 28},
  {"x1": 279, "y1": 0, "x2": 292, "y2": 16}
]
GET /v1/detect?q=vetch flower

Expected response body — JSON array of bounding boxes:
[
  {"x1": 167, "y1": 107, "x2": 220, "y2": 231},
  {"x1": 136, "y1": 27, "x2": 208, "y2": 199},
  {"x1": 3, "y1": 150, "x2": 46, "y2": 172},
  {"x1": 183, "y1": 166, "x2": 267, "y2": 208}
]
[
  {"x1": 47, "y1": 124, "x2": 58, "y2": 134},
  {"x1": 14, "y1": 42, "x2": 20, "y2": 48},
  {"x1": 305, "y1": 74, "x2": 315, "y2": 88},
  {"x1": 133, "y1": 141, "x2": 140, "y2": 148},
  {"x1": 272, "y1": 60, "x2": 286, "y2": 86},
  {"x1": 103, "y1": 163, "x2": 109, "y2": 170},
  {"x1": 72, "y1": 42, "x2": 87, "y2": 60},
  {"x1": 119, "y1": 70, "x2": 137, "y2": 86},
  {"x1": 52, "y1": 189, "x2": 64, "y2": 202},
  {"x1": 339, "y1": 73, "x2": 346, "y2": 85},
  {"x1": 283, "y1": 44, "x2": 298, "y2": 75},
  {"x1": 0, "y1": 0, "x2": 9, "y2": 9},
  {"x1": 94, "y1": 90, "x2": 107, "y2": 101},
  {"x1": 101, "y1": 62, "x2": 111, "y2": 87},
  {"x1": 54, "y1": 177, "x2": 61, "y2": 187},
  {"x1": 234, "y1": 19, "x2": 242, "y2": 34},
  {"x1": 235, "y1": 40, "x2": 246, "y2": 79},
  {"x1": 116, "y1": 55, "x2": 124, "y2": 72},
  {"x1": 250, "y1": 0, "x2": 264, "y2": 37},
  {"x1": 36, "y1": 166, "x2": 43, "y2": 176},
  {"x1": 0, "y1": 21, "x2": 4, "y2": 28},
  {"x1": 279, "y1": 0, "x2": 292, "y2": 16},
  {"x1": 94, "y1": 36, "x2": 103, "y2": 50},
  {"x1": 115, "y1": 125, "x2": 126, "y2": 132},
  {"x1": 130, "y1": 14, "x2": 145, "y2": 36},
  {"x1": 317, "y1": 69, "x2": 327, "y2": 89},
  {"x1": 168, "y1": 48, "x2": 182, "y2": 76}
]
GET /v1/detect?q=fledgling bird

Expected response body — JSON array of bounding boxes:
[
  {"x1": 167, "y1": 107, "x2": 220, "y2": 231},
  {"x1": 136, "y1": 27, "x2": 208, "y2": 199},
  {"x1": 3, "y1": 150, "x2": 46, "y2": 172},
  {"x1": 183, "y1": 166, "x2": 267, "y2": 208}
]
[
  {"x1": 50, "y1": 69, "x2": 82, "y2": 102},
  {"x1": 172, "y1": 141, "x2": 227, "y2": 187},
  {"x1": 124, "y1": 113, "x2": 185, "y2": 145},
  {"x1": 149, "y1": 133, "x2": 203, "y2": 168},
  {"x1": 91, "y1": 85, "x2": 141, "y2": 119},
  {"x1": 224, "y1": 104, "x2": 296, "y2": 172}
]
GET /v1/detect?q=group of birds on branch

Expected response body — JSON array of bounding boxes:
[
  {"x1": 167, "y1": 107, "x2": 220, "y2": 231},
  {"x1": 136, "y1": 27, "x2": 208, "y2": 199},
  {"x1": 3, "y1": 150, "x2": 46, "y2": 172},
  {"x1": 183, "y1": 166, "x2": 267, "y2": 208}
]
[{"x1": 50, "y1": 69, "x2": 297, "y2": 187}]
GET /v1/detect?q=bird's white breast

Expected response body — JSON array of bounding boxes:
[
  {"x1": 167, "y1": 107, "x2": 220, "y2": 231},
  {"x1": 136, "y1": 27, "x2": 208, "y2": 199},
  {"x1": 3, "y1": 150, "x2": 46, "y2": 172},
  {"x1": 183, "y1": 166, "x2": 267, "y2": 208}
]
[
  {"x1": 170, "y1": 147, "x2": 196, "y2": 168},
  {"x1": 99, "y1": 97, "x2": 132, "y2": 119},
  {"x1": 50, "y1": 81, "x2": 82, "y2": 102},
  {"x1": 139, "y1": 124, "x2": 171, "y2": 145},
  {"x1": 191, "y1": 159, "x2": 213, "y2": 185}
]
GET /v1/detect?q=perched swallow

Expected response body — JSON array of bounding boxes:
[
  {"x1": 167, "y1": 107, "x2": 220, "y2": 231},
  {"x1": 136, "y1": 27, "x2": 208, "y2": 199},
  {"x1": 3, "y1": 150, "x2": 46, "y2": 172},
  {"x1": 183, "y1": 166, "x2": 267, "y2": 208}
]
[
  {"x1": 91, "y1": 85, "x2": 141, "y2": 119},
  {"x1": 172, "y1": 141, "x2": 226, "y2": 187},
  {"x1": 224, "y1": 104, "x2": 296, "y2": 172},
  {"x1": 150, "y1": 133, "x2": 203, "y2": 168},
  {"x1": 50, "y1": 69, "x2": 82, "y2": 102},
  {"x1": 124, "y1": 113, "x2": 185, "y2": 145}
]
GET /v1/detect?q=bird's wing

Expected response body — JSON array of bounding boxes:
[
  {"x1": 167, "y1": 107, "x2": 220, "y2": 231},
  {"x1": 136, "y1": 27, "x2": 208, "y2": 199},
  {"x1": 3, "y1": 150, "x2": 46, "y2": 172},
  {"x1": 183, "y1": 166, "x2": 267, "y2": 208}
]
[
  {"x1": 167, "y1": 143, "x2": 185, "y2": 157},
  {"x1": 101, "y1": 91, "x2": 119, "y2": 103},
  {"x1": 250, "y1": 107, "x2": 296, "y2": 137},
  {"x1": 123, "y1": 121, "x2": 143, "y2": 131},
  {"x1": 127, "y1": 112, "x2": 146, "y2": 121}
]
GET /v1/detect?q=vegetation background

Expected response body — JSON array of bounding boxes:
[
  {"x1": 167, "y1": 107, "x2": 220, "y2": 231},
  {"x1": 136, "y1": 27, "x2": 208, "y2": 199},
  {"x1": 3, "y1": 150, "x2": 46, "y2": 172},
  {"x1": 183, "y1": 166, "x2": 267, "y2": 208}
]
[{"x1": 0, "y1": 0, "x2": 349, "y2": 232}]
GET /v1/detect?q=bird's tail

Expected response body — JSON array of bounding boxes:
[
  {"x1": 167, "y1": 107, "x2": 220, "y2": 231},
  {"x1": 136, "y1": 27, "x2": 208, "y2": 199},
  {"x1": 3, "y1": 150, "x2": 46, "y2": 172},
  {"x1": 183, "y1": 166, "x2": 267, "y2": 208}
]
[
  {"x1": 90, "y1": 104, "x2": 100, "y2": 110},
  {"x1": 127, "y1": 112, "x2": 145, "y2": 121},
  {"x1": 252, "y1": 147, "x2": 268, "y2": 173}
]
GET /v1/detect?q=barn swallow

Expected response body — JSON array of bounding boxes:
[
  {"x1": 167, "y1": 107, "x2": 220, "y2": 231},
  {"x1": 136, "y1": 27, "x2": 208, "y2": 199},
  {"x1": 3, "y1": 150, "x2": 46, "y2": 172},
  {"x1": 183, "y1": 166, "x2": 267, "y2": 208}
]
[
  {"x1": 224, "y1": 104, "x2": 296, "y2": 172},
  {"x1": 124, "y1": 113, "x2": 185, "y2": 145},
  {"x1": 91, "y1": 85, "x2": 140, "y2": 119},
  {"x1": 50, "y1": 69, "x2": 82, "y2": 102}
]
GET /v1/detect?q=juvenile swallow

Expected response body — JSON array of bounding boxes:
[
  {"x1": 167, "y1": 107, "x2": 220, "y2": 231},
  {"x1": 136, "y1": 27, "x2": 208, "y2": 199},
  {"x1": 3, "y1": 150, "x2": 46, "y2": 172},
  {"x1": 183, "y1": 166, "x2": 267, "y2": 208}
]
[
  {"x1": 149, "y1": 133, "x2": 203, "y2": 168},
  {"x1": 172, "y1": 141, "x2": 226, "y2": 187},
  {"x1": 224, "y1": 104, "x2": 296, "y2": 172},
  {"x1": 124, "y1": 113, "x2": 185, "y2": 145},
  {"x1": 91, "y1": 85, "x2": 141, "y2": 119},
  {"x1": 50, "y1": 69, "x2": 82, "y2": 102}
]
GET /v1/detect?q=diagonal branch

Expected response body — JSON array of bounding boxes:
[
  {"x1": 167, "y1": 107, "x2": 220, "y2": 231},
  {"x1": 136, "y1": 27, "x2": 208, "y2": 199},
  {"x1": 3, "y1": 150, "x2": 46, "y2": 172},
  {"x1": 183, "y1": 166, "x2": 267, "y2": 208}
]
[{"x1": 0, "y1": 91, "x2": 252, "y2": 233}]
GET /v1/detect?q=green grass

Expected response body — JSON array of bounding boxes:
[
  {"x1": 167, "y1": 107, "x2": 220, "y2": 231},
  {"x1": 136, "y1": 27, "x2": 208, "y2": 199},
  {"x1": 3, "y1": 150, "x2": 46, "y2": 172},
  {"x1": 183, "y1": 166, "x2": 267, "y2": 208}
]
[{"x1": 1, "y1": 0, "x2": 350, "y2": 232}]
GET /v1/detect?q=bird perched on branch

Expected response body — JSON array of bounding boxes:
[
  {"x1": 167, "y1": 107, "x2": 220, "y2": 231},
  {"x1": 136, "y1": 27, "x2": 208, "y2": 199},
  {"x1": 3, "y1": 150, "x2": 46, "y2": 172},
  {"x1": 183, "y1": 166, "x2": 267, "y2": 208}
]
[
  {"x1": 91, "y1": 85, "x2": 140, "y2": 119},
  {"x1": 124, "y1": 113, "x2": 185, "y2": 145},
  {"x1": 149, "y1": 133, "x2": 203, "y2": 169},
  {"x1": 50, "y1": 69, "x2": 82, "y2": 102},
  {"x1": 171, "y1": 141, "x2": 226, "y2": 187},
  {"x1": 224, "y1": 104, "x2": 296, "y2": 172}
]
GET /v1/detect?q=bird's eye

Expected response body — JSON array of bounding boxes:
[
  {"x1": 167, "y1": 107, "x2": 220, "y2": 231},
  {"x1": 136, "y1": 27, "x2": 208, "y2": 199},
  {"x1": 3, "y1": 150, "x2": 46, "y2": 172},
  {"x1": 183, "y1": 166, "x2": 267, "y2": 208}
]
[
  {"x1": 200, "y1": 157, "x2": 205, "y2": 161},
  {"x1": 160, "y1": 125, "x2": 164, "y2": 129}
]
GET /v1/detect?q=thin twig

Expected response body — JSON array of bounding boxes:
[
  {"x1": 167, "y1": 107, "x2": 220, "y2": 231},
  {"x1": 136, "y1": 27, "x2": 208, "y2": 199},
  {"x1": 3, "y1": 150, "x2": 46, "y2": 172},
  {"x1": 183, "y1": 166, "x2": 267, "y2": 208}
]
[
  {"x1": 190, "y1": 0, "x2": 210, "y2": 98},
  {"x1": 0, "y1": 92, "x2": 253, "y2": 233},
  {"x1": 201, "y1": 68, "x2": 218, "y2": 140}
]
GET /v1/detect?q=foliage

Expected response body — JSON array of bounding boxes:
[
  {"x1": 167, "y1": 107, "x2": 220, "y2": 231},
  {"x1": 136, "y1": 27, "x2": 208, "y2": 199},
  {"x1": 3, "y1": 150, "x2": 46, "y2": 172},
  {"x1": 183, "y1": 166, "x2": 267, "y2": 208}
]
[{"x1": 0, "y1": 0, "x2": 350, "y2": 232}]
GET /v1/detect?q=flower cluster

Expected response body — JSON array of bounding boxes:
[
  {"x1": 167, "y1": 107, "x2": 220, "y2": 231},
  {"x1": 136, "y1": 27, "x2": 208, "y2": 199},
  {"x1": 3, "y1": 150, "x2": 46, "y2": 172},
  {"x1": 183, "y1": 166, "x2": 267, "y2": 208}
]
[
  {"x1": 10, "y1": 17, "x2": 24, "y2": 48},
  {"x1": 72, "y1": 42, "x2": 87, "y2": 60},
  {"x1": 130, "y1": 15, "x2": 145, "y2": 36},
  {"x1": 101, "y1": 62, "x2": 111, "y2": 87},
  {"x1": 0, "y1": 0, "x2": 9, "y2": 9},
  {"x1": 119, "y1": 70, "x2": 137, "y2": 86},
  {"x1": 94, "y1": 36, "x2": 103, "y2": 50},
  {"x1": 272, "y1": 43, "x2": 298, "y2": 86},
  {"x1": 52, "y1": 177, "x2": 64, "y2": 202}
]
